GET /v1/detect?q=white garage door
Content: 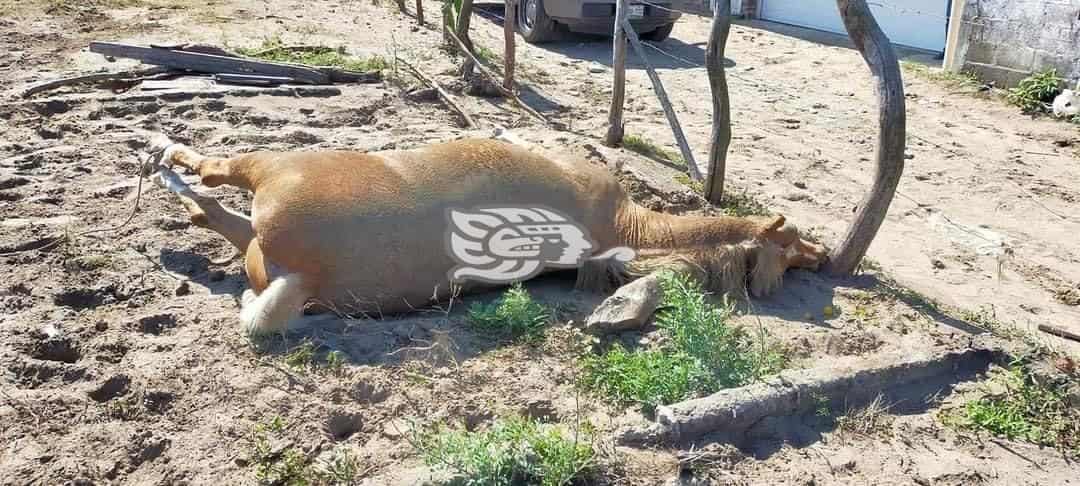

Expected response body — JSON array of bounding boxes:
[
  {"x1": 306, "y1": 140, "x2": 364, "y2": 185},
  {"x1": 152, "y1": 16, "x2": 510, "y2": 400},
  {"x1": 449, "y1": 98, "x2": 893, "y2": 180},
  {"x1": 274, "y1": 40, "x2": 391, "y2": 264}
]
[{"x1": 760, "y1": 0, "x2": 948, "y2": 52}]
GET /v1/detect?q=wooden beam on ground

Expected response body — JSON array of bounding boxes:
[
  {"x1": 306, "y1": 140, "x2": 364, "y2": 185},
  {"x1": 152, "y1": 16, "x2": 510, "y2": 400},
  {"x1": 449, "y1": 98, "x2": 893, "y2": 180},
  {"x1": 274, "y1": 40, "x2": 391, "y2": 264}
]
[
  {"x1": 21, "y1": 66, "x2": 174, "y2": 98},
  {"x1": 703, "y1": 0, "x2": 732, "y2": 203},
  {"x1": 1038, "y1": 324, "x2": 1080, "y2": 343},
  {"x1": 445, "y1": 30, "x2": 549, "y2": 125},
  {"x1": 622, "y1": 17, "x2": 702, "y2": 181},
  {"x1": 825, "y1": 0, "x2": 906, "y2": 275},
  {"x1": 605, "y1": 0, "x2": 628, "y2": 146},
  {"x1": 399, "y1": 59, "x2": 477, "y2": 129},
  {"x1": 942, "y1": 0, "x2": 968, "y2": 72},
  {"x1": 88, "y1": 42, "x2": 330, "y2": 84}
]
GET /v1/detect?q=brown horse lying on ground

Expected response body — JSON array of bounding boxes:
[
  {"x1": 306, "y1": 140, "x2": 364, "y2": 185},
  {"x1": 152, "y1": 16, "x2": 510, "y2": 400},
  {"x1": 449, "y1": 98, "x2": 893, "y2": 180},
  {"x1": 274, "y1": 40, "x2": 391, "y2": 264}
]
[{"x1": 146, "y1": 135, "x2": 827, "y2": 335}]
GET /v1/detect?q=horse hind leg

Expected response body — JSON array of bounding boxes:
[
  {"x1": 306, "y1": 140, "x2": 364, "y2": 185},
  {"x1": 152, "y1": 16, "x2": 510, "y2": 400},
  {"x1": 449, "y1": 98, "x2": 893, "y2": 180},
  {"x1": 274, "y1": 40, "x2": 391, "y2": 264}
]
[
  {"x1": 149, "y1": 134, "x2": 251, "y2": 189},
  {"x1": 155, "y1": 167, "x2": 255, "y2": 253}
]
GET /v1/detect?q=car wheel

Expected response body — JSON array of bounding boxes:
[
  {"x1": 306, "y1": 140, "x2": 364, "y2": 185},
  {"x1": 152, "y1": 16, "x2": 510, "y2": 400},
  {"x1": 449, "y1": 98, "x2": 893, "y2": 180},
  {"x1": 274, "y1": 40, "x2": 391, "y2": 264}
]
[
  {"x1": 517, "y1": 0, "x2": 557, "y2": 43},
  {"x1": 642, "y1": 22, "x2": 675, "y2": 42}
]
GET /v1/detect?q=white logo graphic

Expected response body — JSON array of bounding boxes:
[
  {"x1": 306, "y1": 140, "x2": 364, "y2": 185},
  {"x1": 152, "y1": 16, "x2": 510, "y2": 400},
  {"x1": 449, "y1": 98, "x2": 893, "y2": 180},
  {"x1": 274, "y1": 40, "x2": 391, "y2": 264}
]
[{"x1": 446, "y1": 206, "x2": 636, "y2": 284}]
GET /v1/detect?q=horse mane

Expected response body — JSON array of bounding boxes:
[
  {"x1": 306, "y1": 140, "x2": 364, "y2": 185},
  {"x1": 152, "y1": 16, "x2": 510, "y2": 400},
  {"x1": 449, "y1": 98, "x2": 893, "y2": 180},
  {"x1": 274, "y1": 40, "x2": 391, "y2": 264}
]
[{"x1": 576, "y1": 240, "x2": 787, "y2": 299}]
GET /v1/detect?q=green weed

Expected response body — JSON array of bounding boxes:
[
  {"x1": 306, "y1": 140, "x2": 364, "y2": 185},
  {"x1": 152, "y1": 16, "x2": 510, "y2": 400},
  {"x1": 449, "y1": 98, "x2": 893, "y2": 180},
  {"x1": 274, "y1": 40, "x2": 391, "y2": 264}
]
[
  {"x1": 237, "y1": 36, "x2": 389, "y2": 72},
  {"x1": 412, "y1": 416, "x2": 595, "y2": 486},
  {"x1": 579, "y1": 272, "x2": 785, "y2": 413},
  {"x1": 1006, "y1": 69, "x2": 1063, "y2": 113},
  {"x1": 467, "y1": 284, "x2": 550, "y2": 342},
  {"x1": 717, "y1": 190, "x2": 770, "y2": 217},
  {"x1": 250, "y1": 417, "x2": 312, "y2": 485},
  {"x1": 623, "y1": 134, "x2": 686, "y2": 168},
  {"x1": 900, "y1": 61, "x2": 980, "y2": 91},
  {"x1": 946, "y1": 365, "x2": 1079, "y2": 455}
]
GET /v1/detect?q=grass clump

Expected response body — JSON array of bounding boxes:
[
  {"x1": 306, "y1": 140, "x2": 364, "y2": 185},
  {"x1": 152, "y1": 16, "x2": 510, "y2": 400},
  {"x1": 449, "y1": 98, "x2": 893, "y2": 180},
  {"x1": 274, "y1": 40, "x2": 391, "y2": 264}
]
[
  {"x1": 717, "y1": 190, "x2": 770, "y2": 217},
  {"x1": 467, "y1": 283, "x2": 550, "y2": 341},
  {"x1": 282, "y1": 340, "x2": 350, "y2": 373},
  {"x1": 412, "y1": 416, "x2": 595, "y2": 486},
  {"x1": 237, "y1": 36, "x2": 389, "y2": 72},
  {"x1": 901, "y1": 61, "x2": 980, "y2": 91},
  {"x1": 946, "y1": 364, "x2": 1079, "y2": 456},
  {"x1": 249, "y1": 417, "x2": 368, "y2": 485},
  {"x1": 1006, "y1": 69, "x2": 1064, "y2": 112},
  {"x1": 623, "y1": 135, "x2": 686, "y2": 168},
  {"x1": 580, "y1": 272, "x2": 785, "y2": 413}
]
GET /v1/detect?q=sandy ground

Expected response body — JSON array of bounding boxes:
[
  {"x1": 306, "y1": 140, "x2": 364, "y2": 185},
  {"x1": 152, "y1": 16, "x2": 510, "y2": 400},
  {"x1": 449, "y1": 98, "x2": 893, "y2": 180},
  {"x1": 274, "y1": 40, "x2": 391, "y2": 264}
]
[{"x1": 1, "y1": 1, "x2": 1078, "y2": 484}]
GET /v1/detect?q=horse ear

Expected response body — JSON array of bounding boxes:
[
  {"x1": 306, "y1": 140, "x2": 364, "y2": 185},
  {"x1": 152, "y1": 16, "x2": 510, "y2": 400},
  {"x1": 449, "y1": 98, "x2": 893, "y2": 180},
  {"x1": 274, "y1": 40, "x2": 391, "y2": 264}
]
[{"x1": 765, "y1": 214, "x2": 786, "y2": 232}]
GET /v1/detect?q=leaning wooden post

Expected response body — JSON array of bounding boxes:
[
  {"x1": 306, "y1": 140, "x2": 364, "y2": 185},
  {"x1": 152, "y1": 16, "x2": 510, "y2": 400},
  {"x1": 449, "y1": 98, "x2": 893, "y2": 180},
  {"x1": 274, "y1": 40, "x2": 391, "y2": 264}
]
[
  {"x1": 604, "y1": 0, "x2": 628, "y2": 146},
  {"x1": 503, "y1": 0, "x2": 516, "y2": 90},
  {"x1": 826, "y1": 0, "x2": 906, "y2": 275},
  {"x1": 703, "y1": 0, "x2": 732, "y2": 203},
  {"x1": 457, "y1": 0, "x2": 477, "y2": 74},
  {"x1": 416, "y1": 0, "x2": 424, "y2": 24},
  {"x1": 397, "y1": 0, "x2": 406, "y2": 13},
  {"x1": 622, "y1": 18, "x2": 701, "y2": 180}
]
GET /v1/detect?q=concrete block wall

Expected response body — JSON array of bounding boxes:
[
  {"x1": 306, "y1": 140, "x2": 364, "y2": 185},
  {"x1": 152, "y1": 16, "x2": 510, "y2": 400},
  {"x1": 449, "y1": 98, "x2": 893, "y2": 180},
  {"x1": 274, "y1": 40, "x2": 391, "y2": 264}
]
[{"x1": 958, "y1": 0, "x2": 1080, "y2": 87}]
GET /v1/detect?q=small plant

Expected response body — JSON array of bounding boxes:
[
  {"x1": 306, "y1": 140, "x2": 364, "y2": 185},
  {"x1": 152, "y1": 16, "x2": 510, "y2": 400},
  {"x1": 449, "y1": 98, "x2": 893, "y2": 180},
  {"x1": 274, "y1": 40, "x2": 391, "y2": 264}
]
[
  {"x1": 717, "y1": 190, "x2": 770, "y2": 217},
  {"x1": 946, "y1": 365, "x2": 1079, "y2": 455},
  {"x1": 250, "y1": 417, "x2": 313, "y2": 485},
  {"x1": 237, "y1": 36, "x2": 389, "y2": 72},
  {"x1": 412, "y1": 416, "x2": 595, "y2": 486},
  {"x1": 623, "y1": 134, "x2": 686, "y2": 168},
  {"x1": 467, "y1": 284, "x2": 550, "y2": 341},
  {"x1": 312, "y1": 447, "x2": 365, "y2": 484},
  {"x1": 1006, "y1": 69, "x2": 1063, "y2": 113},
  {"x1": 285, "y1": 340, "x2": 317, "y2": 369},
  {"x1": 580, "y1": 272, "x2": 785, "y2": 412},
  {"x1": 812, "y1": 391, "x2": 831, "y2": 417},
  {"x1": 836, "y1": 394, "x2": 893, "y2": 437},
  {"x1": 325, "y1": 350, "x2": 346, "y2": 375},
  {"x1": 673, "y1": 173, "x2": 703, "y2": 195}
]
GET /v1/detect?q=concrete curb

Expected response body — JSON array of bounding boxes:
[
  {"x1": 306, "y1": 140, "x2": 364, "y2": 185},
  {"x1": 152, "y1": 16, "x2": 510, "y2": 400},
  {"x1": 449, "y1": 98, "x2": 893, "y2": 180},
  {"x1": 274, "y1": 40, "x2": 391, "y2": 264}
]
[{"x1": 615, "y1": 341, "x2": 1006, "y2": 446}]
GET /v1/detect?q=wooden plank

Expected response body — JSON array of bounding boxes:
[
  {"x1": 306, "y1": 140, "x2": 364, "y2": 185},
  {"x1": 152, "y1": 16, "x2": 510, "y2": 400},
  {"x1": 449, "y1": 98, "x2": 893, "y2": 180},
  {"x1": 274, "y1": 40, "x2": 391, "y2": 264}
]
[
  {"x1": 88, "y1": 42, "x2": 329, "y2": 84},
  {"x1": 942, "y1": 0, "x2": 968, "y2": 72},
  {"x1": 1038, "y1": 324, "x2": 1080, "y2": 343},
  {"x1": 214, "y1": 73, "x2": 295, "y2": 86},
  {"x1": 605, "y1": 0, "x2": 629, "y2": 146},
  {"x1": 622, "y1": 17, "x2": 702, "y2": 181},
  {"x1": 21, "y1": 66, "x2": 173, "y2": 98}
]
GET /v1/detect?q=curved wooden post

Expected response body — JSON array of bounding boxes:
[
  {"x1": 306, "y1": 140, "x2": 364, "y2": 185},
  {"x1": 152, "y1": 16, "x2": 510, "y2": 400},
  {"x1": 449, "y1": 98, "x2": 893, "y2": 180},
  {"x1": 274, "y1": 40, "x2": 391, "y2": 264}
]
[
  {"x1": 457, "y1": 0, "x2": 477, "y2": 74},
  {"x1": 703, "y1": 0, "x2": 732, "y2": 203},
  {"x1": 826, "y1": 0, "x2": 906, "y2": 275},
  {"x1": 604, "y1": 0, "x2": 628, "y2": 146}
]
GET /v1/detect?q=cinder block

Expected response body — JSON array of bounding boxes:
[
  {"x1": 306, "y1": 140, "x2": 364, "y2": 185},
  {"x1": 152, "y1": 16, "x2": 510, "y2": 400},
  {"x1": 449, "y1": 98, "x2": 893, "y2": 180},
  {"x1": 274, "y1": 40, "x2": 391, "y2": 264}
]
[
  {"x1": 992, "y1": 45, "x2": 1036, "y2": 70},
  {"x1": 963, "y1": 61, "x2": 1032, "y2": 88}
]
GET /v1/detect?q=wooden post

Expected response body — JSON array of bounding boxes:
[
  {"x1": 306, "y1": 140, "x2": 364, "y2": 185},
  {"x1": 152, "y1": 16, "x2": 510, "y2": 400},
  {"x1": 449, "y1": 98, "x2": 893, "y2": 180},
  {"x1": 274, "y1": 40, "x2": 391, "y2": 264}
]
[
  {"x1": 942, "y1": 0, "x2": 967, "y2": 72},
  {"x1": 605, "y1": 0, "x2": 628, "y2": 146},
  {"x1": 396, "y1": 0, "x2": 406, "y2": 13},
  {"x1": 416, "y1": 0, "x2": 424, "y2": 25},
  {"x1": 457, "y1": 0, "x2": 477, "y2": 74},
  {"x1": 503, "y1": 0, "x2": 516, "y2": 90},
  {"x1": 826, "y1": 0, "x2": 906, "y2": 276},
  {"x1": 703, "y1": 0, "x2": 732, "y2": 203},
  {"x1": 622, "y1": 18, "x2": 701, "y2": 181}
]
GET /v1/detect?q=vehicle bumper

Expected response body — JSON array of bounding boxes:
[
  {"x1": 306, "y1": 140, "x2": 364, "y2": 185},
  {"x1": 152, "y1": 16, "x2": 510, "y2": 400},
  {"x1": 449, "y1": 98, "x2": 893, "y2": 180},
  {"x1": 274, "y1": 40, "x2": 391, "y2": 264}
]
[{"x1": 545, "y1": 0, "x2": 681, "y2": 34}]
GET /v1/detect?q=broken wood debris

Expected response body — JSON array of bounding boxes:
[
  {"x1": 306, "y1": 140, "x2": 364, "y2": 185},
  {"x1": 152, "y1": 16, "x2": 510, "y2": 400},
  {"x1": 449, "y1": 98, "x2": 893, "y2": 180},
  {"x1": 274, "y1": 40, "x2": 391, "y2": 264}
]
[
  {"x1": 85, "y1": 42, "x2": 382, "y2": 86},
  {"x1": 21, "y1": 66, "x2": 176, "y2": 98},
  {"x1": 399, "y1": 58, "x2": 477, "y2": 129},
  {"x1": 90, "y1": 41, "x2": 331, "y2": 84}
]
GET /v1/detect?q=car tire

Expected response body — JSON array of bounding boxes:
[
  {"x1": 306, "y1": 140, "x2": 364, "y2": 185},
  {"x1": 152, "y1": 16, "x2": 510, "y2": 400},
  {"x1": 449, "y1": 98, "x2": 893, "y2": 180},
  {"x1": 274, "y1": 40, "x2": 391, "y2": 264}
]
[
  {"x1": 517, "y1": 0, "x2": 557, "y2": 43},
  {"x1": 642, "y1": 22, "x2": 675, "y2": 42}
]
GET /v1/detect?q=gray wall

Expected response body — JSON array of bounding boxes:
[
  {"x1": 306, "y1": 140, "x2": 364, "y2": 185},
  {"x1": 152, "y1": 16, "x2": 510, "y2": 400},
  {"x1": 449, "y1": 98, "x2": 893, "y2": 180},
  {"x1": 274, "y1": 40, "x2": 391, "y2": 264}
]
[{"x1": 958, "y1": 0, "x2": 1080, "y2": 87}]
